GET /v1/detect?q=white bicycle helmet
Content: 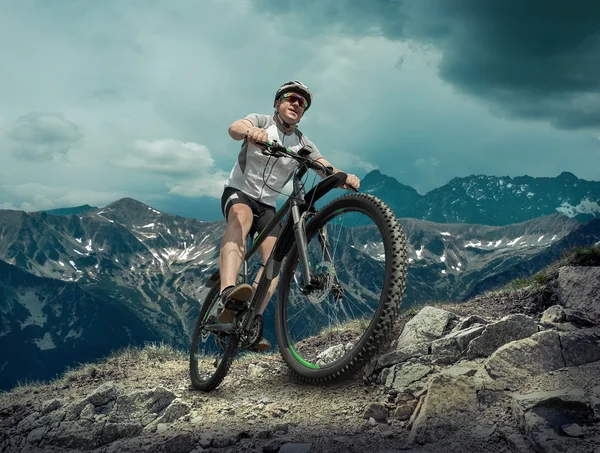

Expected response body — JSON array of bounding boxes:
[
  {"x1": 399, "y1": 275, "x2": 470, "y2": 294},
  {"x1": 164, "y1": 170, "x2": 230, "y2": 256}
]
[{"x1": 274, "y1": 80, "x2": 313, "y2": 110}]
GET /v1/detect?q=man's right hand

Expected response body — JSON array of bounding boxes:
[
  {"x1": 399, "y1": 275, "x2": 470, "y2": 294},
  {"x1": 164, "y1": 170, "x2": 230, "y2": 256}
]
[{"x1": 245, "y1": 127, "x2": 269, "y2": 147}]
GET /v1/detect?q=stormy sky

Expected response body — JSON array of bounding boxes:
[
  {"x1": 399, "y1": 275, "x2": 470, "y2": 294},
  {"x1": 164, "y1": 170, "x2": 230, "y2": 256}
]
[{"x1": 1, "y1": 0, "x2": 600, "y2": 220}]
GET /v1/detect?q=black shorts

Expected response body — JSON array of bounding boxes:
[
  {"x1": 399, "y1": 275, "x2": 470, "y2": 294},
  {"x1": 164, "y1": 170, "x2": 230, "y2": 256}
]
[{"x1": 221, "y1": 187, "x2": 281, "y2": 239}]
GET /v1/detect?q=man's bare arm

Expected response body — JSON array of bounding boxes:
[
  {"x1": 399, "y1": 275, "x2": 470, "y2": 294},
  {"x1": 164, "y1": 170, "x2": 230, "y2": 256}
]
[
  {"x1": 316, "y1": 157, "x2": 361, "y2": 190},
  {"x1": 228, "y1": 119, "x2": 254, "y2": 141},
  {"x1": 314, "y1": 157, "x2": 340, "y2": 178}
]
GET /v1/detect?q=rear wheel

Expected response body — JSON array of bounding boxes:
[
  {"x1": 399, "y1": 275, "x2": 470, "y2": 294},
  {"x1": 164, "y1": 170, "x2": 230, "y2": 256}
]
[
  {"x1": 189, "y1": 279, "x2": 239, "y2": 392},
  {"x1": 275, "y1": 193, "x2": 408, "y2": 383}
]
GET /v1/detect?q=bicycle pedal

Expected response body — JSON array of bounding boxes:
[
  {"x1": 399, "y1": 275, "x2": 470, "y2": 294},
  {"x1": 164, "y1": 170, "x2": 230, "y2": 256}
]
[{"x1": 224, "y1": 298, "x2": 248, "y2": 312}]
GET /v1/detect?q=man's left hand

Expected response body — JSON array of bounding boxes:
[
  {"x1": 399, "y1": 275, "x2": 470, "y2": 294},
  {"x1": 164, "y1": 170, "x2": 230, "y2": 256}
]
[{"x1": 344, "y1": 174, "x2": 360, "y2": 191}]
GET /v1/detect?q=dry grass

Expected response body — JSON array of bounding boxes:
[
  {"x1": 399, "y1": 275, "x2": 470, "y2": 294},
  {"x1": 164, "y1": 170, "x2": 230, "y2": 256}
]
[
  {"x1": 316, "y1": 318, "x2": 371, "y2": 337},
  {"x1": 488, "y1": 244, "x2": 600, "y2": 295},
  {"x1": 107, "y1": 342, "x2": 187, "y2": 363},
  {"x1": 562, "y1": 244, "x2": 600, "y2": 266},
  {"x1": 5, "y1": 342, "x2": 188, "y2": 394}
]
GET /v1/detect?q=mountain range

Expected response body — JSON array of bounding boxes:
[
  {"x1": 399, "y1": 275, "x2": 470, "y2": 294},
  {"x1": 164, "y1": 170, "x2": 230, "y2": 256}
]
[
  {"x1": 1, "y1": 170, "x2": 599, "y2": 389},
  {"x1": 360, "y1": 170, "x2": 600, "y2": 225}
]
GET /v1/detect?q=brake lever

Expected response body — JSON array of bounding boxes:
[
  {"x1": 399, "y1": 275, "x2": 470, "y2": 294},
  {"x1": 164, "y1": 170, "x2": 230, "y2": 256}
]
[{"x1": 254, "y1": 140, "x2": 273, "y2": 156}]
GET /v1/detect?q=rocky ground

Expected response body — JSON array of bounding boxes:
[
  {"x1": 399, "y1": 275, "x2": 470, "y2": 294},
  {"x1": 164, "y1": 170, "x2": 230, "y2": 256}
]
[{"x1": 1, "y1": 259, "x2": 599, "y2": 453}]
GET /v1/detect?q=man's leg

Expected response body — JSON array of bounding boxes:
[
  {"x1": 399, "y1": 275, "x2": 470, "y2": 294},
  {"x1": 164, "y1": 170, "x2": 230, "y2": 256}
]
[
  {"x1": 254, "y1": 235, "x2": 279, "y2": 315},
  {"x1": 219, "y1": 203, "x2": 253, "y2": 292},
  {"x1": 218, "y1": 203, "x2": 255, "y2": 323}
]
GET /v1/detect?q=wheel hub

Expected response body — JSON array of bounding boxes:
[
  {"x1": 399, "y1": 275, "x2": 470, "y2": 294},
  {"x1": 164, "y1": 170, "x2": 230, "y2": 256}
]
[{"x1": 305, "y1": 261, "x2": 341, "y2": 304}]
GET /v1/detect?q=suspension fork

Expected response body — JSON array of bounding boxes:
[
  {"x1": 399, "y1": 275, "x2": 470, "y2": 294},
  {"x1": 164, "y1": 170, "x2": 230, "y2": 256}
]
[{"x1": 290, "y1": 198, "x2": 313, "y2": 289}]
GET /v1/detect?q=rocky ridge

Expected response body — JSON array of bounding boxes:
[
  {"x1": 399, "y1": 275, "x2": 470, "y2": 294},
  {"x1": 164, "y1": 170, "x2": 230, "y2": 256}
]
[{"x1": 1, "y1": 253, "x2": 599, "y2": 453}]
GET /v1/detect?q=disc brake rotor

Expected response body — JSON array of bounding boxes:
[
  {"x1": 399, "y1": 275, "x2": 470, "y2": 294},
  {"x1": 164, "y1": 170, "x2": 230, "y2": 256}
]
[{"x1": 307, "y1": 261, "x2": 337, "y2": 304}]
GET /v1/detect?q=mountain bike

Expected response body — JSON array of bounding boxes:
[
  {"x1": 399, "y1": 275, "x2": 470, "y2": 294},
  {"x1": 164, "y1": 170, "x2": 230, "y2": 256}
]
[{"x1": 189, "y1": 141, "x2": 408, "y2": 391}]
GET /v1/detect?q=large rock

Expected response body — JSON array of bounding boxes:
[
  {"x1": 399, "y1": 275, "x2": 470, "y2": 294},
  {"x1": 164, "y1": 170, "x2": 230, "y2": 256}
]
[
  {"x1": 512, "y1": 388, "x2": 595, "y2": 453},
  {"x1": 430, "y1": 324, "x2": 485, "y2": 361},
  {"x1": 164, "y1": 432, "x2": 196, "y2": 453},
  {"x1": 541, "y1": 305, "x2": 597, "y2": 327},
  {"x1": 559, "y1": 328, "x2": 600, "y2": 366},
  {"x1": 86, "y1": 382, "x2": 120, "y2": 407},
  {"x1": 44, "y1": 419, "x2": 105, "y2": 450},
  {"x1": 451, "y1": 315, "x2": 489, "y2": 332},
  {"x1": 17, "y1": 408, "x2": 66, "y2": 434},
  {"x1": 386, "y1": 362, "x2": 432, "y2": 393},
  {"x1": 485, "y1": 330, "x2": 565, "y2": 388},
  {"x1": 376, "y1": 342, "x2": 430, "y2": 370},
  {"x1": 98, "y1": 423, "x2": 143, "y2": 446},
  {"x1": 153, "y1": 399, "x2": 191, "y2": 424},
  {"x1": 541, "y1": 305, "x2": 566, "y2": 324},
  {"x1": 108, "y1": 386, "x2": 176, "y2": 424},
  {"x1": 557, "y1": 266, "x2": 600, "y2": 322},
  {"x1": 396, "y1": 306, "x2": 458, "y2": 349},
  {"x1": 466, "y1": 314, "x2": 539, "y2": 359},
  {"x1": 407, "y1": 375, "x2": 479, "y2": 444}
]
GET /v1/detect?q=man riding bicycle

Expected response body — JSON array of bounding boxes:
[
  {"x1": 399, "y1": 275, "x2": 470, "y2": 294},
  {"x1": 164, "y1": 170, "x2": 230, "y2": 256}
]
[{"x1": 217, "y1": 80, "x2": 361, "y2": 351}]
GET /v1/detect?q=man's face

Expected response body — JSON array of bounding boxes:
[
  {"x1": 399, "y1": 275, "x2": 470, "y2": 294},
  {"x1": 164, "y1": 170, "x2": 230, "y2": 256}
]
[{"x1": 277, "y1": 92, "x2": 307, "y2": 124}]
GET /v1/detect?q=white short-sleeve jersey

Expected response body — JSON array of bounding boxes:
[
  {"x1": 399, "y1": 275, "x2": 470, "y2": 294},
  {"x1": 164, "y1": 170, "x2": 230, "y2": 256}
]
[{"x1": 224, "y1": 113, "x2": 322, "y2": 207}]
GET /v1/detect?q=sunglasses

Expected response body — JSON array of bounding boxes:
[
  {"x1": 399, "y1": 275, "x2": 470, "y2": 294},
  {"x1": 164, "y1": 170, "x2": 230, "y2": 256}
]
[{"x1": 280, "y1": 92, "x2": 308, "y2": 108}]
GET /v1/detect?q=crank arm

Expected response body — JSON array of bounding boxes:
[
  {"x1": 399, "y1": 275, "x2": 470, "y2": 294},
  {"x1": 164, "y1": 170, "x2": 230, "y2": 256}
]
[{"x1": 202, "y1": 323, "x2": 236, "y2": 333}]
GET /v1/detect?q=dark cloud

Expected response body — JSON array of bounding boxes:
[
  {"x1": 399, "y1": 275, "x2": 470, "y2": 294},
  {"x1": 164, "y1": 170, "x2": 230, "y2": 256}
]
[
  {"x1": 5, "y1": 112, "x2": 83, "y2": 162},
  {"x1": 253, "y1": 0, "x2": 600, "y2": 130}
]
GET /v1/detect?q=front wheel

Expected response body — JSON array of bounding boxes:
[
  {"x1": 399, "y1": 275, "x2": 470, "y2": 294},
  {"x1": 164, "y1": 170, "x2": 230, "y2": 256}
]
[
  {"x1": 189, "y1": 279, "x2": 239, "y2": 392},
  {"x1": 275, "y1": 193, "x2": 408, "y2": 383}
]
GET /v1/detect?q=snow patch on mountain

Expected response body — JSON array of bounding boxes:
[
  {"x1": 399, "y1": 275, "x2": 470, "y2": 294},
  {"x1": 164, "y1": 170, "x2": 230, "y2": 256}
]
[
  {"x1": 33, "y1": 332, "x2": 56, "y2": 350},
  {"x1": 555, "y1": 198, "x2": 600, "y2": 217},
  {"x1": 415, "y1": 245, "x2": 424, "y2": 259},
  {"x1": 18, "y1": 291, "x2": 47, "y2": 329},
  {"x1": 507, "y1": 237, "x2": 521, "y2": 246}
]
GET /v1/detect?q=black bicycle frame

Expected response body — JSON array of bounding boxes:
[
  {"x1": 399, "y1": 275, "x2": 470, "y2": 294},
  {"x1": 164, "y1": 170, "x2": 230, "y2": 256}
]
[{"x1": 203, "y1": 166, "x2": 347, "y2": 333}]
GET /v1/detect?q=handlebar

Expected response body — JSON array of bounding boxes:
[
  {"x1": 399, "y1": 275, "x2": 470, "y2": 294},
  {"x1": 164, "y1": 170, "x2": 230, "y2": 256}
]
[
  {"x1": 255, "y1": 140, "x2": 332, "y2": 174},
  {"x1": 254, "y1": 140, "x2": 358, "y2": 192}
]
